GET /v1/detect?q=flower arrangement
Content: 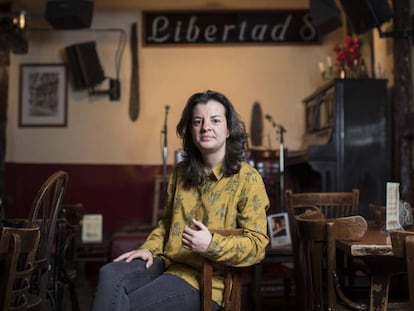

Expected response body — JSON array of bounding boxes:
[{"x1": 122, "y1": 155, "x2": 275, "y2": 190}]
[{"x1": 333, "y1": 35, "x2": 361, "y2": 70}]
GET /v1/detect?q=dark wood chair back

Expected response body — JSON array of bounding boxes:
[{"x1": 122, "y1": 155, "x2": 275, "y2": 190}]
[
  {"x1": 286, "y1": 189, "x2": 359, "y2": 218},
  {"x1": 54, "y1": 204, "x2": 84, "y2": 311},
  {"x1": 295, "y1": 213, "x2": 367, "y2": 310},
  {"x1": 390, "y1": 230, "x2": 414, "y2": 308},
  {"x1": 285, "y1": 189, "x2": 360, "y2": 309},
  {"x1": 368, "y1": 203, "x2": 386, "y2": 224},
  {"x1": 0, "y1": 232, "x2": 21, "y2": 310},
  {"x1": 27, "y1": 170, "x2": 69, "y2": 310},
  {"x1": 202, "y1": 228, "x2": 244, "y2": 311},
  {"x1": 0, "y1": 226, "x2": 40, "y2": 311}
]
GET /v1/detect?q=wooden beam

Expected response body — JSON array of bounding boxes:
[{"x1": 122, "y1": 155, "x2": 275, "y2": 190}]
[{"x1": 392, "y1": 0, "x2": 414, "y2": 203}]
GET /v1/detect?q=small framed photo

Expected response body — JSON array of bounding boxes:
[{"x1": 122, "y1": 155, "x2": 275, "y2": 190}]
[
  {"x1": 19, "y1": 63, "x2": 68, "y2": 127},
  {"x1": 82, "y1": 214, "x2": 103, "y2": 243},
  {"x1": 267, "y1": 212, "x2": 291, "y2": 247}
]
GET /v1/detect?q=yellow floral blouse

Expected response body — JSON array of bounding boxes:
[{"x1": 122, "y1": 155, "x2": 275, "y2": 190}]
[{"x1": 140, "y1": 161, "x2": 269, "y2": 306}]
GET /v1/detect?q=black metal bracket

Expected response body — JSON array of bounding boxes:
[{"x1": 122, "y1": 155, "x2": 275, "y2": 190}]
[
  {"x1": 377, "y1": 26, "x2": 413, "y2": 39},
  {"x1": 89, "y1": 78, "x2": 120, "y2": 101}
]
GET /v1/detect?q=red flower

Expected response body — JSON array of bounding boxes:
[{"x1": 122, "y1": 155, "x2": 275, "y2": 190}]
[{"x1": 334, "y1": 35, "x2": 361, "y2": 68}]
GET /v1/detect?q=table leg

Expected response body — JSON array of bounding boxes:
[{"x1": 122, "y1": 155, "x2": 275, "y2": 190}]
[
  {"x1": 369, "y1": 273, "x2": 391, "y2": 311},
  {"x1": 364, "y1": 256, "x2": 405, "y2": 311}
]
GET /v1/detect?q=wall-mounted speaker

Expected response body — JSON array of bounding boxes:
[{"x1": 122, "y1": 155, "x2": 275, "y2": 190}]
[
  {"x1": 64, "y1": 41, "x2": 105, "y2": 90},
  {"x1": 339, "y1": 0, "x2": 392, "y2": 34},
  {"x1": 45, "y1": 0, "x2": 94, "y2": 29},
  {"x1": 310, "y1": 0, "x2": 342, "y2": 35}
]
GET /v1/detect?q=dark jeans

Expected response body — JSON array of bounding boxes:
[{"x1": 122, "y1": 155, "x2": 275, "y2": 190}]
[{"x1": 92, "y1": 257, "x2": 220, "y2": 311}]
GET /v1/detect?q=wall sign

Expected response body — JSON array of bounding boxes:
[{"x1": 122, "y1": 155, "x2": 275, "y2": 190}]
[{"x1": 143, "y1": 10, "x2": 320, "y2": 46}]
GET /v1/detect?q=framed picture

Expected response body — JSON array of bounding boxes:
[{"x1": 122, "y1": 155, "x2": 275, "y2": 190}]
[
  {"x1": 82, "y1": 214, "x2": 103, "y2": 243},
  {"x1": 267, "y1": 212, "x2": 291, "y2": 247},
  {"x1": 19, "y1": 63, "x2": 67, "y2": 127}
]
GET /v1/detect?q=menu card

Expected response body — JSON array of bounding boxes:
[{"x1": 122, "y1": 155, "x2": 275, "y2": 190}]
[{"x1": 386, "y1": 182, "x2": 402, "y2": 231}]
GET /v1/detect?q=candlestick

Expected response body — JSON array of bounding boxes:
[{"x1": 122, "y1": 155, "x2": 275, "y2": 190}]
[
  {"x1": 318, "y1": 62, "x2": 325, "y2": 73},
  {"x1": 327, "y1": 56, "x2": 332, "y2": 68}
]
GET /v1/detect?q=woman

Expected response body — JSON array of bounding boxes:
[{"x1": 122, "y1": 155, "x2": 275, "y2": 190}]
[{"x1": 92, "y1": 90, "x2": 269, "y2": 311}]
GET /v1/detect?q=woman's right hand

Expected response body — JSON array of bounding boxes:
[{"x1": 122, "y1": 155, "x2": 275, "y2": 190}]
[{"x1": 113, "y1": 248, "x2": 154, "y2": 268}]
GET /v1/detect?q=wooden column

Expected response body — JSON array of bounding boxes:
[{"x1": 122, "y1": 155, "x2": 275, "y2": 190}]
[
  {"x1": 392, "y1": 0, "x2": 414, "y2": 203},
  {"x1": 0, "y1": 43, "x2": 9, "y2": 217}
]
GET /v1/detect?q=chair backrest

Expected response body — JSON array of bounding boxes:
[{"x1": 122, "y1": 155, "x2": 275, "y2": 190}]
[
  {"x1": 286, "y1": 189, "x2": 359, "y2": 218},
  {"x1": 27, "y1": 170, "x2": 68, "y2": 306},
  {"x1": 0, "y1": 226, "x2": 40, "y2": 311},
  {"x1": 295, "y1": 213, "x2": 367, "y2": 310},
  {"x1": 390, "y1": 230, "x2": 414, "y2": 308},
  {"x1": 368, "y1": 203, "x2": 386, "y2": 224},
  {"x1": 284, "y1": 189, "x2": 360, "y2": 309},
  {"x1": 29, "y1": 170, "x2": 68, "y2": 263},
  {"x1": 0, "y1": 232, "x2": 21, "y2": 310},
  {"x1": 202, "y1": 228, "x2": 244, "y2": 311}
]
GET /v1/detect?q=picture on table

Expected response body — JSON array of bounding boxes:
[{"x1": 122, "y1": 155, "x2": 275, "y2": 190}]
[{"x1": 267, "y1": 212, "x2": 291, "y2": 247}]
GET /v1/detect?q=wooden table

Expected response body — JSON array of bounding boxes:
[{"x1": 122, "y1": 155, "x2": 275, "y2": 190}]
[{"x1": 337, "y1": 223, "x2": 409, "y2": 311}]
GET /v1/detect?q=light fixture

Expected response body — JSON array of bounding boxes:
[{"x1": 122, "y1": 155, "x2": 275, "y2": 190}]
[
  {"x1": 14, "y1": 11, "x2": 26, "y2": 31},
  {"x1": 0, "y1": 11, "x2": 26, "y2": 32},
  {"x1": 0, "y1": 11, "x2": 28, "y2": 54}
]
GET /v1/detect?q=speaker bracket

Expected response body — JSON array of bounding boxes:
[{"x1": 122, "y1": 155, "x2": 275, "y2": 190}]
[
  {"x1": 89, "y1": 78, "x2": 120, "y2": 101},
  {"x1": 377, "y1": 25, "x2": 413, "y2": 39},
  {"x1": 360, "y1": 0, "x2": 413, "y2": 40}
]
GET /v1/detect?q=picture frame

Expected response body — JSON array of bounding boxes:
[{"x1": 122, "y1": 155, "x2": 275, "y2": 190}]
[
  {"x1": 19, "y1": 63, "x2": 68, "y2": 127},
  {"x1": 267, "y1": 212, "x2": 291, "y2": 247},
  {"x1": 81, "y1": 214, "x2": 103, "y2": 243}
]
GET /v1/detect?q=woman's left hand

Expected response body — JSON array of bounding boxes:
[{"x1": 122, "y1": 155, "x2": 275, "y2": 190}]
[{"x1": 182, "y1": 219, "x2": 212, "y2": 253}]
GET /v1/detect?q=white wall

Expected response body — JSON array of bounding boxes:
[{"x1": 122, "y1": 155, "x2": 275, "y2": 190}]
[{"x1": 6, "y1": 10, "x2": 345, "y2": 165}]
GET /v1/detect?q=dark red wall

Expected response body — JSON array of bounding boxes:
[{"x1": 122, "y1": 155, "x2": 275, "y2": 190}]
[
  {"x1": 4, "y1": 163, "x2": 171, "y2": 234},
  {"x1": 3, "y1": 159, "x2": 318, "y2": 235}
]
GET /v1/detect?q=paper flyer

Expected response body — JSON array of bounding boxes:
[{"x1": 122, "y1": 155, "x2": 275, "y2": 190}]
[{"x1": 386, "y1": 182, "x2": 402, "y2": 231}]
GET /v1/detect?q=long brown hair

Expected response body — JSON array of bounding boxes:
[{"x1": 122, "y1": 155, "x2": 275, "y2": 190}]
[{"x1": 176, "y1": 90, "x2": 247, "y2": 187}]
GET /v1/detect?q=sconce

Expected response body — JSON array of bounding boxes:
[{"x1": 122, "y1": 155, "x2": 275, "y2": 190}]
[
  {"x1": 0, "y1": 11, "x2": 28, "y2": 54},
  {"x1": 0, "y1": 11, "x2": 26, "y2": 32}
]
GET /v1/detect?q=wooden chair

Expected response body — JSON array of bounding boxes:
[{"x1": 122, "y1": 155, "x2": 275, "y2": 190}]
[
  {"x1": 53, "y1": 204, "x2": 83, "y2": 311},
  {"x1": 285, "y1": 189, "x2": 360, "y2": 309},
  {"x1": 286, "y1": 189, "x2": 359, "y2": 219},
  {"x1": 0, "y1": 232, "x2": 21, "y2": 310},
  {"x1": 390, "y1": 230, "x2": 414, "y2": 308},
  {"x1": 202, "y1": 228, "x2": 244, "y2": 311},
  {"x1": 0, "y1": 226, "x2": 40, "y2": 311},
  {"x1": 26, "y1": 170, "x2": 69, "y2": 310},
  {"x1": 368, "y1": 203, "x2": 386, "y2": 225},
  {"x1": 295, "y1": 212, "x2": 368, "y2": 310}
]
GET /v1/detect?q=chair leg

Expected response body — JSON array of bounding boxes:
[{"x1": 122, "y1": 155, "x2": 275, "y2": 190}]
[
  {"x1": 405, "y1": 236, "x2": 414, "y2": 308},
  {"x1": 283, "y1": 277, "x2": 292, "y2": 307},
  {"x1": 202, "y1": 260, "x2": 213, "y2": 311},
  {"x1": 69, "y1": 281, "x2": 80, "y2": 311}
]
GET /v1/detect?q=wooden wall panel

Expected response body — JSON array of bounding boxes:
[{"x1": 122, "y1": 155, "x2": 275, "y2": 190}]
[{"x1": 4, "y1": 163, "x2": 170, "y2": 233}]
